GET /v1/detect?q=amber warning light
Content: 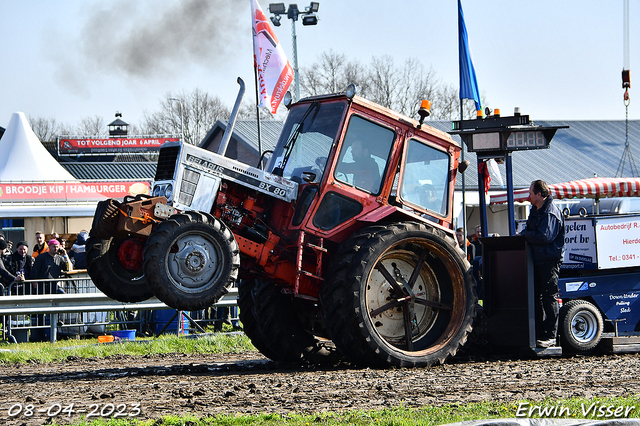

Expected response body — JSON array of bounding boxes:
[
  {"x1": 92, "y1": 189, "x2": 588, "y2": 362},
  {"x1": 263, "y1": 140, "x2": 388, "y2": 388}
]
[{"x1": 417, "y1": 100, "x2": 431, "y2": 129}]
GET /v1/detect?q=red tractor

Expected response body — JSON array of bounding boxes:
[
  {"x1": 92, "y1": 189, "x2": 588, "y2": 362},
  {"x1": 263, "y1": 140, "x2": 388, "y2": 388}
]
[{"x1": 86, "y1": 86, "x2": 476, "y2": 367}]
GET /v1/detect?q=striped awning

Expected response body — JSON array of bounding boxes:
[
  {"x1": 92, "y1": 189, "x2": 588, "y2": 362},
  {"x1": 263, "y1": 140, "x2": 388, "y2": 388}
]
[{"x1": 489, "y1": 177, "x2": 640, "y2": 204}]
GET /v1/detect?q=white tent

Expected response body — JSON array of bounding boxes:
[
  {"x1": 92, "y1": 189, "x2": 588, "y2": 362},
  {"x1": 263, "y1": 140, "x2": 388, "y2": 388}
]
[
  {"x1": 0, "y1": 112, "x2": 97, "y2": 218},
  {"x1": 0, "y1": 112, "x2": 77, "y2": 181}
]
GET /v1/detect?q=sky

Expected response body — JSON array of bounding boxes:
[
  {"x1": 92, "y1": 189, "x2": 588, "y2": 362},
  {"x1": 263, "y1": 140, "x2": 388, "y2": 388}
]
[{"x1": 1, "y1": 0, "x2": 638, "y2": 131}]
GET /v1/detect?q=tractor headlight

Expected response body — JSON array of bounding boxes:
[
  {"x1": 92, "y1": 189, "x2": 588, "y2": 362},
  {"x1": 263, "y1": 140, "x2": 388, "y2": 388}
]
[
  {"x1": 165, "y1": 183, "x2": 173, "y2": 201},
  {"x1": 152, "y1": 185, "x2": 163, "y2": 197}
]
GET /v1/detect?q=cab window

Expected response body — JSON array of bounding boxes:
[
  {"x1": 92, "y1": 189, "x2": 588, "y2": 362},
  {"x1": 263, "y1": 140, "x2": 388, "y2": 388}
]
[
  {"x1": 334, "y1": 116, "x2": 395, "y2": 195},
  {"x1": 400, "y1": 139, "x2": 450, "y2": 216}
]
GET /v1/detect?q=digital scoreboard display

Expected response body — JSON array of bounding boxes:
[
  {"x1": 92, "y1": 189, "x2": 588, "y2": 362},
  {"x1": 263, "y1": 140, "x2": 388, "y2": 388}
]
[
  {"x1": 505, "y1": 130, "x2": 548, "y2": 150},
  {"x1": 451, "y1": 114, "x2": 566, "y2": 153},
  {"x1": 471, "y1": 132, "x2": 500, "y2": 150},
  {"x1": 463, "y1": 130, "x2": 551, "y2": 153}
]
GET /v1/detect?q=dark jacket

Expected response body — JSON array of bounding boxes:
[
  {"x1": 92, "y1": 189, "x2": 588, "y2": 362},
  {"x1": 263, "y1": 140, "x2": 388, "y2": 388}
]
[
  {"x1": 69, "y1": 231, "x2": 88, "y2": 269},
  {"x1": 521, "y1": 195, "x2": 565, "y2": 262},
  {"x1": 4, "y1": 251, "x2": 34, "y2": 278},
  {"x1": 29, "y1": 253, "x2": 70, "y2": 280},
  {"x1": 0, "y1": 259, "x2": 17, "y2": 286}
]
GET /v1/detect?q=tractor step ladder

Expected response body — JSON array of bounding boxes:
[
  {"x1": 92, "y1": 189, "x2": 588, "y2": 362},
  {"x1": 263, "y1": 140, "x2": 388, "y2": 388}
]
[{"x1": 294, "y1": 230, "x2": 326, "y2": 296}]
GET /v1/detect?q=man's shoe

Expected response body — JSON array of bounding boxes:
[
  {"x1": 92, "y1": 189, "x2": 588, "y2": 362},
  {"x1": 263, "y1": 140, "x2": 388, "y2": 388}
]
[{"x1": 536, "y1": 338, "x2": 556, "y2": 348}]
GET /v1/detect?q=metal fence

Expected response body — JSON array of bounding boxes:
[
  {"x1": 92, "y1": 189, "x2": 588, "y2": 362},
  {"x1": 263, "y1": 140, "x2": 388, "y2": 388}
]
[{"x1": 0, "y1": 272, "x2": 239, "y2": 344}]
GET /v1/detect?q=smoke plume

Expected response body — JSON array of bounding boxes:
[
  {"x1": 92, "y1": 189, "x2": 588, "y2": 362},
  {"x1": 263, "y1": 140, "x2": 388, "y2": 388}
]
[{"x1": 79, "y1": 0, "x2": 246, "y2": 79}]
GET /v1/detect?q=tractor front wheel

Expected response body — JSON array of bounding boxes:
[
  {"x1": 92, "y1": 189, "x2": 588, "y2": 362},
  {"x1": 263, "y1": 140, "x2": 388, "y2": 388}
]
[
  {"x1": 143, "y1": 211, "x2": 240, "y2": 311},
  {"x1": 85, "y1": 234, "x2": 153, "y2": 303}
]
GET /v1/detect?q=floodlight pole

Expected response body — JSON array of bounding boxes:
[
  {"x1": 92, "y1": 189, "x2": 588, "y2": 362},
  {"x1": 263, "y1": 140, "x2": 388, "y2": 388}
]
[
  {"x1": 291, "y1": 18, "x2": 300, "y2": 101},
  {"x1": 269, "y1": 3, "x2": 319, "y2": 102}
]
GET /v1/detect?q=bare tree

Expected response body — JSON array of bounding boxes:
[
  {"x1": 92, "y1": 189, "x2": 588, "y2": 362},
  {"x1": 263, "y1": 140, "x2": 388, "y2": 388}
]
[
  {"x1": 300, "y1": 50, "x2": 370, "y2": 97},
  {"x1": 141, "y1": 88, "x2": 231, "y2": 145},
  {"x1": 75, "y1": 115, "x2": 106, "y2": 137},
  {"x1": 300, "y1": 50, "x2": 486, "y2": 122},
  {"x1": 28, "y1": 116, "x2": 67, "y2": 142}
]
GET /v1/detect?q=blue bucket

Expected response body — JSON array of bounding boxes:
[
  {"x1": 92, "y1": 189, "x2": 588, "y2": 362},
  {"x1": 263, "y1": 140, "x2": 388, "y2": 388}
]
[{"x1": 112, "y1": 329, "x2": 136, "y2": 341}]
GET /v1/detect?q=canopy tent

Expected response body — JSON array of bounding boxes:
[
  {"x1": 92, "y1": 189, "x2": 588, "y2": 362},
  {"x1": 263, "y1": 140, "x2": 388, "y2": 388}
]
[
  {"x1": 489, "y1": 177, "x2": 640, "y2": 205},
  {"x1": 0, "y1": 112, "x2": 150, "y2": 218},
  {"x1": 0, "y1": 112, "x2": 77, "y2": 181}
]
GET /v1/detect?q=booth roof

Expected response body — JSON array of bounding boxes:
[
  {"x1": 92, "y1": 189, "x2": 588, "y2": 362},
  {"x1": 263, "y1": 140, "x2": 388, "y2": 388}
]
[{"x1": 0, "y1": 112, "x2": 77, "y2": 182}]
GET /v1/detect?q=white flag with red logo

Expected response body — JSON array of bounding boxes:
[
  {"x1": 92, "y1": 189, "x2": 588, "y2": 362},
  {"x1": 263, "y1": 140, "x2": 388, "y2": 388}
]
[{"x1": 251, "y1": 0, "x2": 294, "y2": 114}]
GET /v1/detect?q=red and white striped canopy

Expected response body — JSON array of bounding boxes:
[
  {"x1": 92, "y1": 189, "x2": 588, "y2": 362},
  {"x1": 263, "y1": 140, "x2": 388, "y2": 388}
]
[{"x1": 490, "y1": 177, "x2": 640, "y2": 205}]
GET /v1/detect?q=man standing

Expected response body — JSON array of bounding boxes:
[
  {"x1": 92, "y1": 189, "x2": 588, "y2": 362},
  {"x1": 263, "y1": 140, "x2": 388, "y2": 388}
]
[
  {"x1": 4, "y1": 241, "x2": 34, "y2": 294},
  {"x1": 28, "y1": 239, "x2": 72, "y2": 342},
  {"x1": 32, "y1": 231, "x2": 48, "y2": 258},
  {"x1": 29, "y1": 239, "x2": 73, "y2": 293},
  {"x1": 455, "y1": 227, "x2": 475, "y2": 262},
  {"x1": 520, "y1": 180, "x2": 565, "y2": 348},
  {"x1": 0, "y1": 239, "x2": 24, "y2": 291}
]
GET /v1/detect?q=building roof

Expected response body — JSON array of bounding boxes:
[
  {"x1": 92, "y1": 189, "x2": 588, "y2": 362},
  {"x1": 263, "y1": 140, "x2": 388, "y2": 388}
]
[
  {"x1": 61, "y1": 162, "x2": 156, "y2": 180},
  {"x1": 428, "y1": 120, "x2": 640, "y2": 190},
  {"x1": 108, "y1": 118, "x2": 129, "y2": 126}
]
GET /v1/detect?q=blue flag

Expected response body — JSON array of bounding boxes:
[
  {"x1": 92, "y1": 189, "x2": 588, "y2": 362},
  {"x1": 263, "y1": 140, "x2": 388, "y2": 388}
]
[{"x1": 458, "y1": 0, "x2": 482, "y2": 112}]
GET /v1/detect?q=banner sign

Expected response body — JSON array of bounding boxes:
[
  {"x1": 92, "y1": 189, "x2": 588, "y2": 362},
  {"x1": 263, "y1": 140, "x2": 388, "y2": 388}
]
[
  {"x1": 561, "y1": 218, "x2": 597, "y2": 270},
  {"x1": 0, "y1": 181, "x2": 150, "y2": 202},
  {"x1": 58, "y1": 137, "x2": 179, "y2": 154},
  {"x1": 595, "y1": 216, "x2": 640, "y2": 269}
]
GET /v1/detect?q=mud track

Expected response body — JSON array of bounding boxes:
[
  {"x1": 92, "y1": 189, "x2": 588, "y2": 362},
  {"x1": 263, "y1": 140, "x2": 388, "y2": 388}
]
[{"x1": 2, "y1": 350, "x2": 640, "y2": 425}]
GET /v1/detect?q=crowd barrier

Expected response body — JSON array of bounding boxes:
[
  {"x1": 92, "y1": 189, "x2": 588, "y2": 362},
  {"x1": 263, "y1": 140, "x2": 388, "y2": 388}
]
[{"x1": 0, "y1": 272, "x2": 239, "y2": 343}]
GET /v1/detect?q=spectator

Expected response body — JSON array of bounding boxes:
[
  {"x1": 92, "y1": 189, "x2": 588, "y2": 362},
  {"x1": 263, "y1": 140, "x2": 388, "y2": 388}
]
[
  {"x1": 455, "y1": 227, "x2": 475, "y2": 262},
  {"x1": 0, "y1": 238, "x2": 24, "y2": 291},
  {"x1": 29, "y1": 239, "x2": 73, "y2": 292},
  {"x1": 4, "y1": 241, "x2": 34, "y2": 295},
  {"x1": 28, "y1": 239, "x2": 72, "y2": 342},
  {"x1": 0, "y1": 233, "x2": 12, "y2": 262},
  {"x1": 471, "y1": 225, "x2": 482, "y2": 257},
  {"x1": 69, "y1": 231, "x2": 89, "y2": 269},
  {"x1": 32, "y1": 231, "x2": 48, "y2": 258}
]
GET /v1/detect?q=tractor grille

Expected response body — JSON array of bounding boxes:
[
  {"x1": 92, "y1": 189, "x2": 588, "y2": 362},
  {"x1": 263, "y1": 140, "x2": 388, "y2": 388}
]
[
  {"x1": 155, "y1": 146, "x2": 180, "y2": 181},
  {"x1": 178, "y1": 169, "x2": 201, "y2": 206}
]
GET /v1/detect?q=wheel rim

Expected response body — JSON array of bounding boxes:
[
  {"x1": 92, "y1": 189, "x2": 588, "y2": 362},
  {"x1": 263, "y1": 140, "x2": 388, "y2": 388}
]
[
  {"x1": 365, "y1": 239, "x2": 464, "y2": 353},
  {"x1": 571, "y1": 310, "x2": 598, "y2": 343},
  {"x1": 165, "y1": 231, "x2": 224, "y2": 293}
]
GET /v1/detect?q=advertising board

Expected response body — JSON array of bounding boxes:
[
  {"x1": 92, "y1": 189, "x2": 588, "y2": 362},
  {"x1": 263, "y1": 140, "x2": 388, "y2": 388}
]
[
  {"x1": 562, "y1": 218, "x2": 597, "y2": 270},
  {"x1": 58, "y1": 137, "x2": 179, "y2": 155},
  {"x1": 0, "y1": 181, "x2": 150, "y2": 202},
  {"x1": 595, "y1": 215, "x2": 640, "y2": 269}
]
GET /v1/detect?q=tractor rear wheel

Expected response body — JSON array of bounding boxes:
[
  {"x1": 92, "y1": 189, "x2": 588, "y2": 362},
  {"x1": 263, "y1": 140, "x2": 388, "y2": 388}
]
[
  {"x1": 143, "y1": 211, "x2": 239, "y2": 311},
  {"x1": 237, "y1": 279, "x2": 280, "y2": 361},
  {"x1": 85, "y1": 234, "x2": 153, "y2": 303},
  {"x1": 320, "y1": 222, "x2": 476, "y2": 368},
  {"x1": 245, "y1": 279, "x2": 340, "y2": 365}
]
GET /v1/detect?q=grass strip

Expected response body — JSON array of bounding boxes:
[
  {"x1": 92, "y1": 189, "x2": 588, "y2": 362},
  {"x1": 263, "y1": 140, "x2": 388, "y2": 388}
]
[{"x1": 37, "y1": 396, "x2": 640, "y2": 426}]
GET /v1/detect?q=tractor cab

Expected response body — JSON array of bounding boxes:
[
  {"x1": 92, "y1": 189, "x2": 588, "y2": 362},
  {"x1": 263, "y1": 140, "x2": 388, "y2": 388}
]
[{"x1": 266, "y1": 88, "x2": 462, "y2": 241}]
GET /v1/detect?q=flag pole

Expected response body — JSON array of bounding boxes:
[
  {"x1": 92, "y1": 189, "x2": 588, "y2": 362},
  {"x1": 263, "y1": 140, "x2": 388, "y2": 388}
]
[
  {"x1": 460, "y1": 100, "x2": 467, "y2": 257},
  {"x1": 253, "y1": 61, "x2": 263, "y2": 168}
]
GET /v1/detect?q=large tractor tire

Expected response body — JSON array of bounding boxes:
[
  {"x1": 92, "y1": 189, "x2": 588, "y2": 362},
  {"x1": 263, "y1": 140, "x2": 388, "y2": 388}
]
[
  {"x1": 320, "y1": 222, "x2": 476, "y2": 368},
  {"x1": 85, "y1": 234, "x2": 154, "y2": 303},
  {"x1": 237, "y1": 279, "x2": 280, "y2": 361},
  {"x1": 241, "y1": 278, "x2": 340, "y2": 365},
  {"x1": 143, "y1": 211, "x2": 240, "y2": 311},
  {"x1": 559, "y1": 299, "x2": 604, "y2": 352}
]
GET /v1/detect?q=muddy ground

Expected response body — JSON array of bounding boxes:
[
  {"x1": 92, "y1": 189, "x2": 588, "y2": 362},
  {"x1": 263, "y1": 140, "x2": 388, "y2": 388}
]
[{"x1": 2, "y1": 348, "x2": 640, "y2": 425}]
